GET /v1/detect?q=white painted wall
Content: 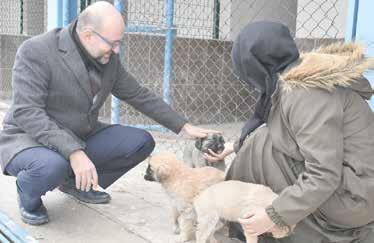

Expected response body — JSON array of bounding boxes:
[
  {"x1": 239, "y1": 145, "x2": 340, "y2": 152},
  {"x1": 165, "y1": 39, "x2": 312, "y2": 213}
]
[{"x1": 226, "y1": 0, "x2": 298, "y2": 41}]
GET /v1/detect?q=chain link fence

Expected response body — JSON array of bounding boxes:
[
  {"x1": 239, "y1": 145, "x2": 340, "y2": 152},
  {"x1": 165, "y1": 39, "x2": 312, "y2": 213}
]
[
  {"x1": 0, "y1": 0, "x2": 47, "y2": 35},
  {"x1": 0, "y1": 0, "x2": 46, "y2": 99},
  {"x1": 110, "y1": 0, "x2": 346, "y2": 157},
  {"x1": 0, "y1": 0, "x2": 347, "y2": 158}
]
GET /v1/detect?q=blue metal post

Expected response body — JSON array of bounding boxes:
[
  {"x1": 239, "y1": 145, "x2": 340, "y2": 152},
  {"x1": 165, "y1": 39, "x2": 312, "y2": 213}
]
[
  {"x1": 163, "y1": 0, "x2": 175, "y2": 106},
  {"x1": 345, "y1": 0, "x2": 359, "y2": 42},
  {"x1": 152, "y1": 0, "x2": 176, "y2": 133},
  {"x1": 47, "y1": 0, "x2": 63, "y2": 30},
  {"x1": 111, "y1": 0, "x2": 124, "y2": 124},
  {"x1": 62, "y1": 0, "x2": 77, "y2": 27},
  {"x1": 346, "y1": 0, "x2": 374, "y2": 110}
]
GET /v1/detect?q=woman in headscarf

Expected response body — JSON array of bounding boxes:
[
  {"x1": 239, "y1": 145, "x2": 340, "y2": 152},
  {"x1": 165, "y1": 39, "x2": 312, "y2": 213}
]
[{"x1": 204, "y1": 21, "x2": 374, "y2": 242}]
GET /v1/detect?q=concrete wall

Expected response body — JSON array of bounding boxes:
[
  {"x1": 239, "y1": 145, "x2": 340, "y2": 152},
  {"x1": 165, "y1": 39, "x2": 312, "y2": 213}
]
[{"x1": 117, "y1": 33, "x2": 339, "y2": 126}]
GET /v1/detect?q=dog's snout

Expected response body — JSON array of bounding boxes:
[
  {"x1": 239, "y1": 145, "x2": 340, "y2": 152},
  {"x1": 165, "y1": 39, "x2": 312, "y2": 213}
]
[
  {"x1": 144, "y1": 174, "x2": 155, "y2": 181},
  {"x1": 144, "y1": 165, "x2": 156, "y2": 181}
]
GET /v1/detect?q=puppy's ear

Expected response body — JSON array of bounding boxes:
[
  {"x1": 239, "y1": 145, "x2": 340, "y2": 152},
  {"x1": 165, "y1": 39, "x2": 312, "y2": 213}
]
[
  {"x1": 195, "y1": 138, "x2": 203, "y2": 150},
  {"x1": 219, "y1": 135, "x2": 225, "y2": 144},
  {"x1": 156, "y1": 164, "x2": 171, "y2": 182}
]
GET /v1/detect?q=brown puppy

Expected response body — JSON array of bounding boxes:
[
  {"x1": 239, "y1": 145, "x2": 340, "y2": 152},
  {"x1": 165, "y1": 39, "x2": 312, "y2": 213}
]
[
  {"x1": 193, "y1": 180, "x2": 295, "y2": 243},
  {"x1": 144, "y1": 152, "x2": 225, "y2": 242}
]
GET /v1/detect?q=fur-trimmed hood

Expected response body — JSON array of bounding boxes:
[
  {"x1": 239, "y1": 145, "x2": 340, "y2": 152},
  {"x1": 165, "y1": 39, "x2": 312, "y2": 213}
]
[{"x1": 281, "y1": 42, "x2": 374, "y2": 99}]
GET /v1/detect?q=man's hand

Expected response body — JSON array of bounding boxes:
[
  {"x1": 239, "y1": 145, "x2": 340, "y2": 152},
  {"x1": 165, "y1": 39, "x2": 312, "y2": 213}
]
[
  {"x1": 181, "y1": 123, "x2": 220, "y2": 138},
  {"x1": 69, "y1": 150, "x2": 98, "y2": 192},
  {"x1": 203, "y1": 142, "x2": 234, "y2": 163},
  {"x1": 238, "y1": 207, "x2": 276, "y2": 237}
]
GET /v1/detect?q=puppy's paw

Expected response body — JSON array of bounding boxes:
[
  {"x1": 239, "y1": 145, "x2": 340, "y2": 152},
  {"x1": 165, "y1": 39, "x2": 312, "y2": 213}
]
[
  {"x1": 177, "y1": 232, "x2": 195, "y2": 242},
  {"x1": 173, "y1": 224, "x2": 181, "y2": 234},
  {"x1": 175, "y1": 235, "x2": 188, "y2": 243}
]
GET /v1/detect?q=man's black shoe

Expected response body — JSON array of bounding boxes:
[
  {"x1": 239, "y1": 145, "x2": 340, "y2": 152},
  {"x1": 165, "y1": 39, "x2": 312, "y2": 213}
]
[
  {"x1": 17, "y1": 197, "x2": 49, "y2": 225},
  {"x1": 59, "y1": 182, "x2": 111, "y2": 204}
]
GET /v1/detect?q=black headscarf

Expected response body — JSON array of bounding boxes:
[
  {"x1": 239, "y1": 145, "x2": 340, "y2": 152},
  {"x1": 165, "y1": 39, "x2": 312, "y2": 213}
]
[{"x1": 231, "y1": 21, "x2": 299, "y2": 149}]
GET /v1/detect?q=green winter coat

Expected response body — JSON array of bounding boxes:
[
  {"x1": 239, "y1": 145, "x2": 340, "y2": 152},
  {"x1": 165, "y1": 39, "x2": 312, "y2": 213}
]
[{"x1": 227, "y1": 43, "x2": 374, "y2": 242}]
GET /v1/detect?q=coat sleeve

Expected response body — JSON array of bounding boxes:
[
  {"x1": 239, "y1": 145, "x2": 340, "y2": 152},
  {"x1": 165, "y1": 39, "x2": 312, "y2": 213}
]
[
  {"x1": 12, "y1": 40, "x2": 85, "y2": 159},
  {"x1": 270, "y1": 88, "x2": 344, "y2": 226},
  {"x1": 111, "y1": 60, "x2": 188, "y2": 134}
]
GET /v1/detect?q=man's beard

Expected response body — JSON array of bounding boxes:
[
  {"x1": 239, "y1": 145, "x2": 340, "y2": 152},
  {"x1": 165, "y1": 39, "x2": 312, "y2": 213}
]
[{"x1": 96, "y1": 54, "x2": 111, "y2": 64}]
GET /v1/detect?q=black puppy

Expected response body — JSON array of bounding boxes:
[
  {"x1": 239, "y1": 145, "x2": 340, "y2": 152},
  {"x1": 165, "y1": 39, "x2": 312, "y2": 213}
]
[{"x1": 183, "y1": 133, "x2": 226, "y2": 171}]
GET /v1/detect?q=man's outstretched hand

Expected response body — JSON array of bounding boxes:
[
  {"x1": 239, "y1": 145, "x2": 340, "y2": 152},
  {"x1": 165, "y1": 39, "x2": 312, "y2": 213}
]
[{"x1": 181, "y1": 123, "x2": 220, "y2": 138}]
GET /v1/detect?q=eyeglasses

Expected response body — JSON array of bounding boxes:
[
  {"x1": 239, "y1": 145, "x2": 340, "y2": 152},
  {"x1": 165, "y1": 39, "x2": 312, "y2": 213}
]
[{"x1": 91, "y1": 30, "x2": 123, "y2": 50}]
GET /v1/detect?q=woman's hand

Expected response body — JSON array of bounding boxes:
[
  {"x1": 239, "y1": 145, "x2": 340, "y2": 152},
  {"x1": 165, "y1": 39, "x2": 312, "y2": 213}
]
[
  {"x1": 238, "y1": 207, "x2": 276, "y2": 237},
  {"x1": 203, "y1": 142, "x2": 234, "y2": 163}
]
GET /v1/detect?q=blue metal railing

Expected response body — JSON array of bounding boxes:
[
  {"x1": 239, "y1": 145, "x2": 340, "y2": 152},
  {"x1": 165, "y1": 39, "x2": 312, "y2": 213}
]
[{"x1": 0, "y1": 210, "x2": 37, "y2": 243}]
